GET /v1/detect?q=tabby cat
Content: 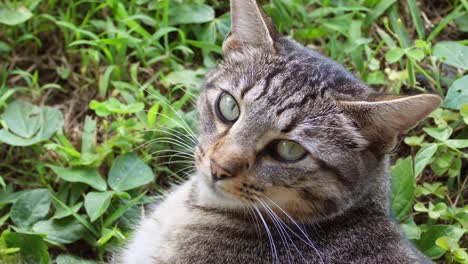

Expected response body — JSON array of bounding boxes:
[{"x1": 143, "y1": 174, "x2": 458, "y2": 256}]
[{"x1": 117, "y1": 0, "x2": 441, "y2": 263}]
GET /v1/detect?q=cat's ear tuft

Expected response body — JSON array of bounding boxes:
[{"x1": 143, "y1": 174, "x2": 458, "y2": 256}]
[
  {"x1": 223, "y1": 0, "x2": 278, "y2": 53},
  {"x1": 339, "y1": 94, "x2": 442, "y2": 153}
]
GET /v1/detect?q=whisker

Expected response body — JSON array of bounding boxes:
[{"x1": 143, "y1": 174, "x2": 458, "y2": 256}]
[
  {"x1": 131, "y1": 138, "x2": 194, "y2": 153},
  {"x1": 258, "y1": 198, "x2": 310, "y2": 264},
  {"x1": 263, "y1": 196, "x2": 325, "y2": 264},
  {"x1": 253, "y1": 205, "x2": 279, "y2": 264},
  {"x1": 132, "y1": 78, "x2": 197, "y2": 139},
  {"x1": 130, "y1": 127, "x2": 198, "y2": 146},
  {"x1": 257, "y1": 199, "x2": 293, "y2": 264}
]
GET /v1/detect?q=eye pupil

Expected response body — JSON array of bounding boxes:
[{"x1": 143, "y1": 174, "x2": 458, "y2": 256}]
[
  {"x1": 275, "y1": 140, "x2": 306, "y2": 162},
  {"x1": 217, "y1": 92, "x2": 240, "y2": 122}
]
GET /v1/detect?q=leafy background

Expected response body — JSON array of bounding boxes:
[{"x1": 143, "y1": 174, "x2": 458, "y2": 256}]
[{"x1": 0, "y1": 0, "x2": 467, "y2": 263}]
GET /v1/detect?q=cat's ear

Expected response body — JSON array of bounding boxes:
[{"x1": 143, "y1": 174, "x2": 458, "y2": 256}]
[
  {"x1": 223, "y1": 0, "x2": 278, "y2": 53},
  {"x1": 339, "y1": 94, "x2": 442, "y2": 153}
]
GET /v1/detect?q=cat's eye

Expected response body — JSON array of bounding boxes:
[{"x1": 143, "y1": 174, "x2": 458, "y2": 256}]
[
  {"x1": 216, "y1": 92, "x2": 240, "y2": 122},
  {"x1": 275, "y1": 140, "x2": 307, "y2": 162}
]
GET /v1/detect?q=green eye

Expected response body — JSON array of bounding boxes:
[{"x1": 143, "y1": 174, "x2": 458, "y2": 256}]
[
  {"x1": 275, "y1": 140, "x2": 307, "y2": 162},
  {"x1": 216, "y1": 92, "x2": 240, "y2": 122}
]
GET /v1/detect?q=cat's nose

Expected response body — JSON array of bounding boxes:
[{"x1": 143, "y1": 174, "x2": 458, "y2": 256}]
[{"x1": 210, "y1": 157, "x2": 249, "y2": 181}]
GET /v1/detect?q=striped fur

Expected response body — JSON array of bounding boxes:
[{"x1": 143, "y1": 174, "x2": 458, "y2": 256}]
[{"x1": 117, "y1": 1, "x2": 439, "y2": 263}]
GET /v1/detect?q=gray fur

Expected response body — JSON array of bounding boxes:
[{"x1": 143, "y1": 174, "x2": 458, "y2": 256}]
[{"x1": 118, "y1": 1, "x2": 440, "y2": 263}]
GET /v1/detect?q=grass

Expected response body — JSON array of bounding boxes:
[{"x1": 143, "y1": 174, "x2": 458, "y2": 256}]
[{"x1": 0, "y1": 0, "x2": 467, "y2": 263}]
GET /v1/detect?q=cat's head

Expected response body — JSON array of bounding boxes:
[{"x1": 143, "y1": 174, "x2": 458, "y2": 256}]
[{"x1": 193, "y1": 0, "x2": 441, "y2": 222}]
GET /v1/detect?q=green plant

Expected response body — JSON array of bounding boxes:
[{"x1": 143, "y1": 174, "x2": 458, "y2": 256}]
[{"x1": 0, "y1": 0, "x2": 466, "y2": 263}]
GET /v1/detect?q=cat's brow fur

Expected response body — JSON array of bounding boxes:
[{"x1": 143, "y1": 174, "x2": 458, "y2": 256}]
[{"x1": 116, "y1": 0, "x2": 439, "y2": 263}]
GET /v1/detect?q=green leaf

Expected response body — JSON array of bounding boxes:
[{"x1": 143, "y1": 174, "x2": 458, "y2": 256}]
[
  {"x1": 406, "y1": 48, "x2": 424, "y2": 62},
  {"x1": 433, "y1": 41, "x2": 468, "y2": 70},
  {"x1": 168, "y1": 3, "x2": 215, "y2": 25},
  {"x1": 414, "y1": 202, "x2": 428, "y2": 212},
  {"x1": 50, "y1": 195, "x2": 99, "y2": 238},
  {"x1": 53, "y1": 202, "x2": 82, "y2": 220},
  {"x1": 56, "y1": 254, "x2": 98, "y2": 264},
  {"x1": 406, "y1": 0, "x2": 425, "y2": 39},
  {"x1": 10, "y1": 189, "x2": 51, "y2": 228},
  {"x1": 435, "y1": 236, "x2": 459, "y2": 251},
  {"x1": 400, "y1": 217, "x2": 421, "y2": 240},
  {"x1": 444, "y1": 75, "x2": 468, "y2": 110},
  {"x1": 0, "y1": 100, "x2": 64, "y2": 146},
  {"x1": 89, "y1": 98, "x2": 144, "y2": 117},
  {"x1": 49, "y1": 166, "x2": 106, "y2": 191},
  {"x1": 2, "y1": 231, "x2": 49, "y2": 264},
  {"x1": 81, "y1": 116, "x2": 96, "y2": 155},
  {"x1": 108, "y1": 153, "x2": 154, "y2": 192},
  {"x1": 404, "y1": 135, "x2": 425, "y2": 147},
  {"x1": 2, "y1": 100, "x2": 39, "y2": 138},
  {"x1": 391, "y1": 157, "x2": 415, "y2": 220},
  {"x1": 423, "y1": 127, "x2": 453, "y2": 141},
  {"x1": 415, "y1": 225, "x2": 464, "y2": 259},
  {"x1": 0, "y1": 7, "x2": 33, "y2": 26},
  {"x1": 445, "y1": 139, "x2": 468, "y2": 149},
  {"x1": 32, "y1": 218, "x2": 86, "y2": 245},
  {"x1": 428, "y1": 202, "x2": 447, "y2": 219},
  {"x1": 98, "y1": 65, "x2": 116, "y2": 98},
  {"x1": 103, "y1": 192, "x2": 146, "y2": 227},
  {"x1": 385, "y1": 47, "x2": 405, "y2": 63},
  {"x1": 414, "y1": 143, "x2": 438, "y2": 176},
  {"x1": 84, "y1": 191, "x2": 113, "y2": 222},
  {"x1": 461, "y1": 104, "x2": 468, "y2": 124}
]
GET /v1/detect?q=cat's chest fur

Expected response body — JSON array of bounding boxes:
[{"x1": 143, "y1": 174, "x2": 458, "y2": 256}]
[{"x1": 117, "y1": 179, "x2": 426, "y2": 264}]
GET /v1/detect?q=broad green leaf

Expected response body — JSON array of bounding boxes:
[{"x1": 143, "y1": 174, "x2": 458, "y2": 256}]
[
  {"x1": 406, "y1": 48, "x2": 424, "y2": 62},
  {"x1": 89, "y1": 98, "x2": 144, "y2": 117},
  {"x1": 108, "y1": 153, "x2": 154, "y2": 192},
  {"x1": 164, "y1": 69, "x2": 205, "y2": 90},
  {"x1": 414, "y1": 143, "x2": 438, "y2": 176},
  {"x1": 433, "y1": 41, "x2": 468, "y2": 70},
  {"x1": 168, "y1": 3, "x2": 214, "y2": 25},
  {"x1": 417, "y1": 182, "x2": 446, "y2": 199},
  {"x1": 400, "y1": 217, "x2": 421, "y2": 240},
  {"x1": 461, "y1": 104, "x2": 468, "y2": 124},
  {"x1": 385, "y1": 47, "x2": 405, "y2": 63},
  {"x1": 56, "y1": 254, "x2": 98, "y2": 264},
  {"x1": 444, "y1": 75, "x2": 468, "y2": 110},
  {"x1": 2, "y1": 231, "x2": 49, "y2": 264},
  {"x1": 428, "y1": 202, "x2": 447, "y2": 219},
  {"x1": 10, "y1": 189, "x2": 51, "y2": 228},
  {"x1": 50, "y1": 166, "x2": 106, "y2": 191},
  {"x1": 1, "y1": 100, "x2": 39, "y2": 138},
  {"x1": 0, "y1": 7, "x2": 33, "y2": 26},
  {"x1": 32, "y1": 218, "x2": 86, "y2": 245},
  {"x1": 435, "y1": 236, "x2": 459, "y2": 251},
  {"x1": 53, "y1": 202, "x2": 82, "y2": 220},
  {"x1": 0, "y1": 189, "x2": 27, "y2": 207},
  {"x1": 445, "y1": 139, "x2": 468, "y2": 149},
  {"x1": 415, "y1": 225, "x2": 464, "y2": 259},
  {"x1": 0, "y1": 100, "x2": 64, "y2": 146},
  {"x1": 84, "y1": 191, "x2": 113, "y2": 222},
  {"x1": 414, "y1": 202, "x2": 428, "y2": 212},
  {"x1": 391, "y1": 157, "x2": 415, "y2": 220},
  {"x1": 447, "y1": 157, "x2": 462, "y2": 178},
  {"x1": 404, "y1": 135, "x2": 425, "y2": 147},
  {"x1": 423, "y1": 127, "x2": 453, "y2": 141}
]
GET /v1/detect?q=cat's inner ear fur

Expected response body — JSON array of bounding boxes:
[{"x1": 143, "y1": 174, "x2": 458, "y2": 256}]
[
  {"x1": 223, "y1": 0, "x2": 279, "y2": 52},
  {"x1": 339, "y1": 94, "x2": 442, "y2": 154}
]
